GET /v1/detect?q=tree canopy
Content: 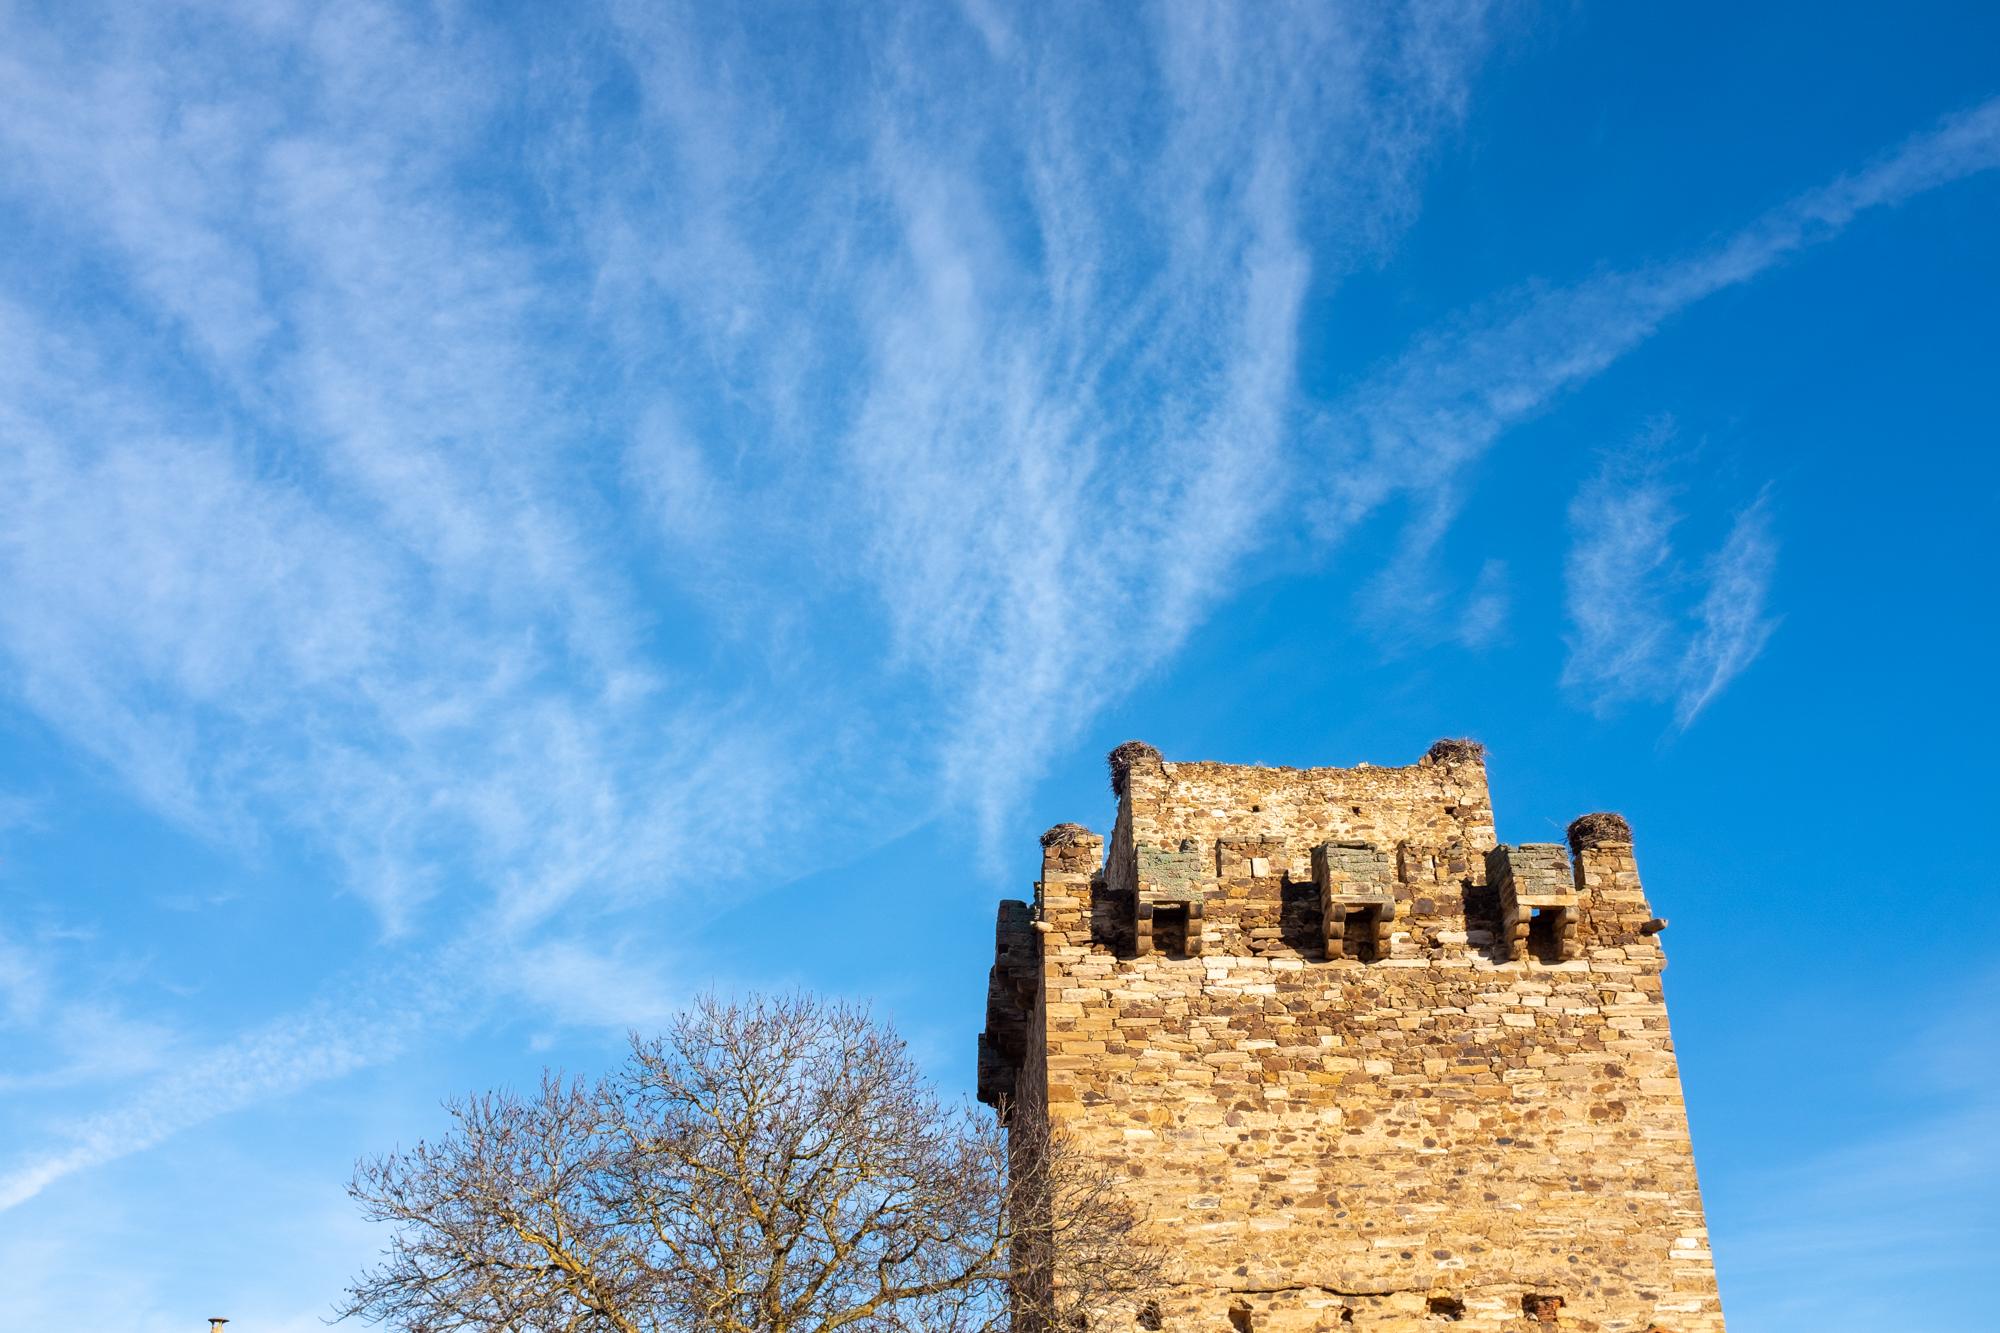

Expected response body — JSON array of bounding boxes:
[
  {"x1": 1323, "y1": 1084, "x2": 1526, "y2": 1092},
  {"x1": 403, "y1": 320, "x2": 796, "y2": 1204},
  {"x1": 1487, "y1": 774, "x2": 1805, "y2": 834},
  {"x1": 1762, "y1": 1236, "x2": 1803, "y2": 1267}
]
[{"x1": 339, "y1": 992, "x2": 1158, "y2": 1333}]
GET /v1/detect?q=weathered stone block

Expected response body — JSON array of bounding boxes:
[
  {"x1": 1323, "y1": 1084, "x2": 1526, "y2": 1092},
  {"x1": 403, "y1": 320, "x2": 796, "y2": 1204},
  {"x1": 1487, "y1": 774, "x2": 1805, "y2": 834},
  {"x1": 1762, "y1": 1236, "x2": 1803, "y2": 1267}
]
[{"x1": 980, "y1": 741, "x2": 1720, "y2": 1333}]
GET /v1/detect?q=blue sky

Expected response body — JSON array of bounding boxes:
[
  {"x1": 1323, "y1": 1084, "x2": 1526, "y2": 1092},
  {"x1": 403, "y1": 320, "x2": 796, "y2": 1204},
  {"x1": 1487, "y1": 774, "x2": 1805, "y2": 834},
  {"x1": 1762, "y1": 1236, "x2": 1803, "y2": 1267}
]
[{"x1": 1, "y1": 2, "x2": 1996, "y2": 1328}]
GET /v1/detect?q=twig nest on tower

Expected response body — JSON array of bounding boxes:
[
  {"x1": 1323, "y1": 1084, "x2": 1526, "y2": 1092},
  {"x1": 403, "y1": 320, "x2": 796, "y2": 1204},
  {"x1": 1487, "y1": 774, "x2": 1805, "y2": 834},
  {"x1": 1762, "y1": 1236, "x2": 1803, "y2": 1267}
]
[
  {"x1": 1425, "y1": 737, "x2": 1486, "y2": 765},
  {"x1": 1107, "y1": 740, "x2": 1163, "y2": 796},
  {"x1": 1567, "y1": 811, "x2": 1633, "y2": 852},
  {"x1": 1039, "y1": 822, "x2": 1097, "y2": 848}
]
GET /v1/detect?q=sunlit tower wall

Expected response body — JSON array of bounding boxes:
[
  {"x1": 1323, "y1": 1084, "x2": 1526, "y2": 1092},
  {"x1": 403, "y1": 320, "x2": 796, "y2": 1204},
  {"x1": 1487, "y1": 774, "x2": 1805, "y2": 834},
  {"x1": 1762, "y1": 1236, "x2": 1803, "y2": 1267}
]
[{"x1": 978, "y1": 740, "x2": 1724, "y2": 1332}]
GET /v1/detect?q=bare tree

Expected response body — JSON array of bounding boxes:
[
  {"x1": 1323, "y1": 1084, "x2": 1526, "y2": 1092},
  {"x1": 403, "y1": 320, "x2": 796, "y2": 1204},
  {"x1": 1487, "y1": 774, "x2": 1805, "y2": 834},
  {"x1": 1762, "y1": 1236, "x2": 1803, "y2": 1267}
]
[{"x1": 338, "y1": 993, "x2": 1160, "y2": 1333}]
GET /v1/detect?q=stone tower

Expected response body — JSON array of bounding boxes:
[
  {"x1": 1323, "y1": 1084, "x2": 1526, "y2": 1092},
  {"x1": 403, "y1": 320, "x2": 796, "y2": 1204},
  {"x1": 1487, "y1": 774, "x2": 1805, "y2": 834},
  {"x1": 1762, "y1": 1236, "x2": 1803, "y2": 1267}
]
[{"x1": 978, "y1": 740, "x2": 1724, "y2": 1332}]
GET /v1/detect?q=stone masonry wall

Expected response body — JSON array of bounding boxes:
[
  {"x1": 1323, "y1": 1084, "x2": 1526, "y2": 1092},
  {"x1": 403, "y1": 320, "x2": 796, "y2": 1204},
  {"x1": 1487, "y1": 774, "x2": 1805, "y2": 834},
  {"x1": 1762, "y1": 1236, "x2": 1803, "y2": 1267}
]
[{"x1": 979, "y1": 743, "x2": 1724, "y2": 1333}]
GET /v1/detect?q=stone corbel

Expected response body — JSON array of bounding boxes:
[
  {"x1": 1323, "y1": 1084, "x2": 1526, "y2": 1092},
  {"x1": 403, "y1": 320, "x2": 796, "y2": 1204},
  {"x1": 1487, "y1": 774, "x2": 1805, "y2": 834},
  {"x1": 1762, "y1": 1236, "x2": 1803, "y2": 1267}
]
[
  {"x1": 1134, "y1": 842, "x2": 1210, "y2": 956},
  {"x1": 1488, "y1": 843, "x2": 1579, "y2": 962},
  {"x1": 1314, "y1": 840, "x2": 1396, "y2": 961}
]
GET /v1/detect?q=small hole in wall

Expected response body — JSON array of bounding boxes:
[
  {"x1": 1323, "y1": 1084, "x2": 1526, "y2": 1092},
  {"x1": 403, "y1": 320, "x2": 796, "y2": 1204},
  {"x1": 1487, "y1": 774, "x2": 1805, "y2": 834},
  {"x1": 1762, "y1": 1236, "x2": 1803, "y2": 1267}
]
[
  {"x1": 1336, "y1": 1308, "x2": 1354, "y2": 1324},
  {"x1": 1427, "y1": 1295, "x2": 1465, "y2": 1321},
  {"x1": 1340, "y1": 905, "x2": 1387, "y2": 964},
  {"x1": 1153, "y1": 905, "x2": 1192, "y2": 957},
  {"x1": 1351, "y1": 805, "x2": 1363, "y2": 815},
  {"x1": 1522, "y1": 1293, "x2": 1564, "y2": 1324},
  {"x1": 1228, "y1": 1304, "x2": 1253, "y2": 1333},
  {"x1": 1138, "y1": 1302, "x2": 1163, "y2": 1330},
  {"x1": 1527, "y1": 907, "x2": 1567, "y2": 964},
  {"x1": 1250, "y1": 804, "x2": 1261, "y2": 813}
]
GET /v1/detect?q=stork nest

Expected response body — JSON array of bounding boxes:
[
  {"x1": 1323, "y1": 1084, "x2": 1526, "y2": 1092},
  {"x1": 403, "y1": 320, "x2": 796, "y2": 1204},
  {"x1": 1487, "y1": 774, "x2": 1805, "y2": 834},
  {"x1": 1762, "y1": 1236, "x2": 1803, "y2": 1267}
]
[
  {"x1": 1040, "y1": 822, "x2": 1097, "y2": 849},
  {"x1": 1567, "y1": 811, "x2": 1633, "y2": 852},
  {"x1": 1107, "y1": 740, "x2": 1163, "y2": 796},
  {"x1": 1426, "y1": 737, "x2": 1486, "y2": 765}
]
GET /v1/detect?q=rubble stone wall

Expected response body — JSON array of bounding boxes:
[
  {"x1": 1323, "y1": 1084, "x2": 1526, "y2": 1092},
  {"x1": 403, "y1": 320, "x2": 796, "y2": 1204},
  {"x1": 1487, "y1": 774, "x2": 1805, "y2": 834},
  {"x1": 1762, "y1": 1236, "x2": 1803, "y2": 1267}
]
[{"x1": 979, "y1": 743, "x2": 1725, "y2": 1333}]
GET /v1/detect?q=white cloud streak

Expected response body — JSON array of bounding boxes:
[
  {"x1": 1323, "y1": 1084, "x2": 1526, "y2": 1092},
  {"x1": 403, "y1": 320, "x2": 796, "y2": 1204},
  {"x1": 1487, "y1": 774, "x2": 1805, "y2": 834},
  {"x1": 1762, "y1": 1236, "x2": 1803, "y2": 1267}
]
[
  {"x1": 0, "y1": 0, "x2": 812, "y2": 1205},
  {"x1": 1561, "y1": 448, "x2": 1686, "y2": 709},
  {"x1": 0, "y1": 972, "x2": 425, "y2": 1210},
  {"x1": 1676, "y1": 497, "x2": 1779, "y2": 727},
  {"x1": 0, "y1": 2, "x2": 797, "y2": 943},
  {"x1": 570, "y1": 1, "x2": 1502, "y2": 833},
  {"x1": 1560, "y1": 436, "x2": 1779, "y2": 725},
  {"x1": 0, "y1": 0, "x2": 1993, "y2": 1212},
  {"x1": 1310, "y1": 98, "x2": 2000, "y2": 652}
]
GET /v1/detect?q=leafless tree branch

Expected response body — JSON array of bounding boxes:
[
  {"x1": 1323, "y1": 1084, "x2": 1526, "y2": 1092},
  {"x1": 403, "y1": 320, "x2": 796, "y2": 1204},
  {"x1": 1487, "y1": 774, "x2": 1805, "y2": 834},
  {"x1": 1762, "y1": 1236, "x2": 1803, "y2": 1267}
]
[{"x1": 338, "y1": 993, "x2": 1159, "y2": 1333}]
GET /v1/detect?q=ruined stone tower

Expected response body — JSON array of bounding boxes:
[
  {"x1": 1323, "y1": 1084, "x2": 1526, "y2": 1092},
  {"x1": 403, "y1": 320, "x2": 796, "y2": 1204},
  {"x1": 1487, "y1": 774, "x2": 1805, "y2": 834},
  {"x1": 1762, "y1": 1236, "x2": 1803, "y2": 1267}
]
[{"x1": 978, "y1": 740, "x2": 1724, "y2": 1332}]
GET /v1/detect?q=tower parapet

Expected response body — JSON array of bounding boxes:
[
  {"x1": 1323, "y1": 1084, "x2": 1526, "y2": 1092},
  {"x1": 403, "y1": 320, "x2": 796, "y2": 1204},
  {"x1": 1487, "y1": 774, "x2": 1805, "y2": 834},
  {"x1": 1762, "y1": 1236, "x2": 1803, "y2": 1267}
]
[
  {"x1": 1313, "y1": 840, "x2": 1396, "y2": 961},
  {"x1": 1488, "y1": 842, "x2": 1579, "y2": 963},
  {"x1": 979, "y1": 741, "x2": 1723, "y2": 1333}
]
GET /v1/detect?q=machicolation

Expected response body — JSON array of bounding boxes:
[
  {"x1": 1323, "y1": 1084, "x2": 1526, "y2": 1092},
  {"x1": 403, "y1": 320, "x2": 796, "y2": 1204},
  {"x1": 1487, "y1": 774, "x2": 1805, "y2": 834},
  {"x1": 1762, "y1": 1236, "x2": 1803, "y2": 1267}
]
[{"x1": 979, "y1": 739, "x2": 1724, "y2": 1332}]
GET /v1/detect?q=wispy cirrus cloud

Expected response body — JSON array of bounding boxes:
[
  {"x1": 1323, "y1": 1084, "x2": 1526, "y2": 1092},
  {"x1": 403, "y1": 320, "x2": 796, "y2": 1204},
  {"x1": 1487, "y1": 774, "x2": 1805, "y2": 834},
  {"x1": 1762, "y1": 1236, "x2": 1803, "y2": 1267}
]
[
  {"x1": 0, "y1": 970, "x2": 436, "y2": 1211},
  {"x1": 0, "y1": 923, "x2": 182, "y2": 1097},
  {"x1": 1559, "y1": 435, "x2": 1778, "y2": 724},
  {"x1": 569, "y1": 1, "x2": 1503, "y2": 831},
  {"x1": 7, "y1": 5, "x2": 1989, "y2": 942},
  {"x1": 0, "y1": 921, "x2": 514, "y2": 1210},
  {"x1": 0, "y1": 0, "x2": 1504, "y2": 1208},
  {"x1": 0, "y1": 0, "x2": 1995, "y2": 1221},
  {"x1": 1675, "y1": 496, "x2": 1780, "y2": 727},
  {"x1": 1310, "y1": 97, "x2": 2000, "y2": 672},
  {"x1": 0, "y1": 1, "x2": 801, "y2": 944},
  {"x1": 0, "y1": 0, "x2": 814, "y2": 1207}
]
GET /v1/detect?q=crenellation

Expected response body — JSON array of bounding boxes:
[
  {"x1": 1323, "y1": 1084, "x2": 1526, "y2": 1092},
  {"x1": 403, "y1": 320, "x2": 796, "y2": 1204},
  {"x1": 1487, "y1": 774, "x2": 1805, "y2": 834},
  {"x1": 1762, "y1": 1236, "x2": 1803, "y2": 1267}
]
[
  {"x1": 1490, "y1": 843, "x2": 1580, "y2": 964},
  {"x1": 979, "y1": 740, "x2": 1725, "y2": 1333},
  {"x1": 976, "y1": 897, "x2": 1038, "y2": 1112},
  {"x1": 1314, "y1": 841, "x2": 1398, "y2": 963}
]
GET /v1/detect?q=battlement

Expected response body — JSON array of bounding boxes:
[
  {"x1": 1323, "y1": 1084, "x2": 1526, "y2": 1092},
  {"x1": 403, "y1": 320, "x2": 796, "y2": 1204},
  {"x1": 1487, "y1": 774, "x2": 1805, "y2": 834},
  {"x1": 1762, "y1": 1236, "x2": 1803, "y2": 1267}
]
[
  {"x1": 977, "y1": 740, "x2": 1723, "y2": 1333},
  {"x1": 1103, "y1": 738, "x2": 1496, "y2": 897}
]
